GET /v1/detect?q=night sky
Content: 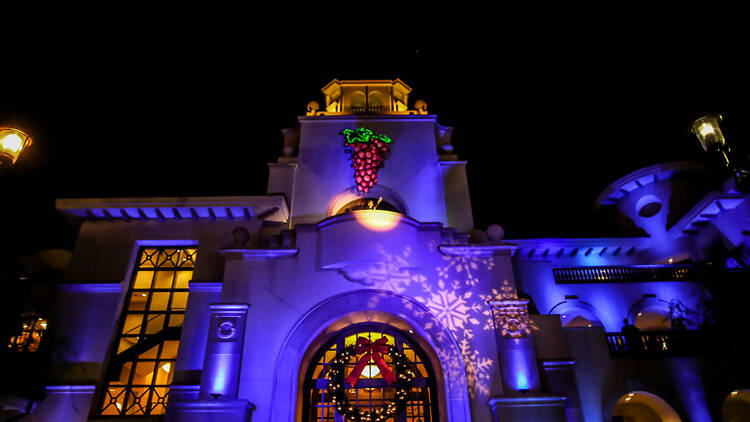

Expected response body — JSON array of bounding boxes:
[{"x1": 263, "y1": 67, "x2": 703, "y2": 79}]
[{"x1": 2, "y1": 39, "x2": 750, "y2": 258}]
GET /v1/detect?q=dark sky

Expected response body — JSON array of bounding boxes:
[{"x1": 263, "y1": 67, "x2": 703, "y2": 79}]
[{"x1": 2, "y1": 37, "x2": 750, "y2": 257}]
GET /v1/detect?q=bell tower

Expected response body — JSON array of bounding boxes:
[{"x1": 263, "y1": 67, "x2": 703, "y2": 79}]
[{"x1": 267, "y1": 79, "x2": 473, "y2": 231}]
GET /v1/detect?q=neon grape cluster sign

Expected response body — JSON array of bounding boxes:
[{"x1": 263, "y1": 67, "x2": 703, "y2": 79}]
[{"x1": 341, "y1": 127, "x2": 392, "y2": 193}]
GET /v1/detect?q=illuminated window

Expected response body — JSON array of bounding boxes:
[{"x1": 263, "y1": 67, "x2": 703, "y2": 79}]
[
  {"x1": 303, "y1": 324, "x2": 438, "y2": 422},
  {"x1": 7, "y1": 312, "x2": 48, "y2": 352},
  {"x1": 98, "y1": 247, "x2": 196, "y2": 416}
]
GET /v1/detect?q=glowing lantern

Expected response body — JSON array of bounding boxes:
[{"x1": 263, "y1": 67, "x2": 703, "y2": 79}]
[
  {"x1": 0, "y1": 127, "x2": 32, "y2": 167},
  {"x1": 691, "y1": 115, "x2": 728, "y2": 166}
]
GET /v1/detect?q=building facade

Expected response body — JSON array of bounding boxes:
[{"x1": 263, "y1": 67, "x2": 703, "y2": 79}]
[{"x1": 5, "y1": 80, "x2": 750, "y2": 421}]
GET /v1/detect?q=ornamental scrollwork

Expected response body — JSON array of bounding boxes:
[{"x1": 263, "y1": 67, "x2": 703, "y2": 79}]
[
  {"x1": 217, "y1": 320, "x2": 237, "y2": 340},
  {"x1": 490, "y1": 299, "x2": 534, "y2": 338}
]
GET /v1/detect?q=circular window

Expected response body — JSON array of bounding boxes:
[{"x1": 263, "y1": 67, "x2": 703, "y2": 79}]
[{"x1": 636, "y1": 195, "x2": 663, "y2": 218}]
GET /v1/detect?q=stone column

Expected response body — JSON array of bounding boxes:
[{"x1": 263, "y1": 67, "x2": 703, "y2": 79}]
[
  {"x1": 199, "y1": 303, "x2": 249, "y2": 400},
  {"x1": 489, "y1": 299, "x2": 542, "y2": 394},
  {"x1": 486, "y1": 288, "x2": 566, "y2": 421},
  {"x1": 168, "y1": 303, "x2": 251, "y2": 422}
]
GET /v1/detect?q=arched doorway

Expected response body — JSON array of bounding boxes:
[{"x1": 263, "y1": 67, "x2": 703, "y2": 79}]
[
  {"x1": 723, "y1": 390, "x2": 750, "y2": 422},
  {"x1": 302, "y1": 323, "x2": 438, "y2": 421},
  {"x1": 270, "y1": 290, "x2": 471, "y2": 422},
  {"x1": 612, "y1": 391, "x2": 681, "y2": 422}
]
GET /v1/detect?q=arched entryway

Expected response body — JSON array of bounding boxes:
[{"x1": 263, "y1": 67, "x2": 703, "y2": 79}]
[
  {"x1": 269, "y1": 289, "x2": 471, "y2": 422},
  {"x1": 723, "y1": 390, "x2": 750, "y2": 422},
  {"x1": 302, "y1": 323, "x2": 439, "y2": 421},
  {"x1": 612, "y1": 391, "x2": 681, "y2": 422}
]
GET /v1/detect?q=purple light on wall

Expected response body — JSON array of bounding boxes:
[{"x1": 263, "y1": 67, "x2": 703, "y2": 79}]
[
  {"x1": 516, "y1": 372, "x2": 529, "y2": 390},
  {"x1": 210, "y1": 354, "x2": 232, "y2": 396}
]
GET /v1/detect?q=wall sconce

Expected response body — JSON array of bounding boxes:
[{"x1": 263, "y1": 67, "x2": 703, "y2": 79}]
[{"x1": 0, "y1": 127, "x2": 33, "y2": 167}]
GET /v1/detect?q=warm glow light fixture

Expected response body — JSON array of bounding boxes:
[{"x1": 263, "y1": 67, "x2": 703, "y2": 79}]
[
  {"x1": 353, "y1": 210, "x2": 402, "y2": 231},
  {"x1": 691, "y1": 115, "x2": 726, "y2": 161},
  {"x1": 0, "y1": 127, "x2": 32, "y2": 167},
  {"x1": 690, "y1": 114, "x2": 750, "y2": 192}
]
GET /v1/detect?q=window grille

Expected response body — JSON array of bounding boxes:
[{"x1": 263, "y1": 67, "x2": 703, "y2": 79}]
[{"x1": 98, "y1": 247, "x2": 196, "y2": 416}]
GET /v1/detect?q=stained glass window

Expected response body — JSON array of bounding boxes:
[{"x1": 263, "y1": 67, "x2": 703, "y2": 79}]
[
  {"x1": 303, "y1": 324, "x2": 437, "y2": 422},
  {"x1": 99, "y1": 247, "x2": 196, "y2": 416}
]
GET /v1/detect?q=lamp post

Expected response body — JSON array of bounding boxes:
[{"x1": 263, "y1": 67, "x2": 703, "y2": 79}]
[
  {"x1": 690, "y1": 115, "x2": 750, "y2": 193},
  {"x1": 0, "y1": 127, "x2": 33, "y2": 168}
]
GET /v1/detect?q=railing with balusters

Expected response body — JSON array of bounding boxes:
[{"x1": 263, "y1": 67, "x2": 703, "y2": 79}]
[
  {"x1": 351, "y1": 106, "x2": 385, "y2": 113},
  {"x1": 606, "y1": 330, "x2": 702, "y2": 357},
  {"x1": 553, "y1": 265, "x2": 699, "y2": 284}
]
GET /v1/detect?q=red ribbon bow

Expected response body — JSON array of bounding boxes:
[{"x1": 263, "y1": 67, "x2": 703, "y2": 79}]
[{"x1": 344, "y1": 336, "x2": 397, "y2": 387}]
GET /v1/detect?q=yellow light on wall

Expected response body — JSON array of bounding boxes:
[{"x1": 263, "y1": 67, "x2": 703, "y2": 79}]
[
  {"x1": 0, "y1": 127, "x2": 32, "y2": 167},
  {"x1": 353, "y1": 210, "x2": 402, "y2": 232}
]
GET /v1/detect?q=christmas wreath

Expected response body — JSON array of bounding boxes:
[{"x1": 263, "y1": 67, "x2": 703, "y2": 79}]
[{"x1": 326, "y1": 336, "x2": 416, "y2": 421}]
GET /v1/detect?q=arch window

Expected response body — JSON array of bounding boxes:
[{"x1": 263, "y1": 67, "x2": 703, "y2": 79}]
[
  {"x1": 302, "y1": 324, "x2": 438, "y2": 422},
  {"x1": 612, "y1": 391, "x2": 681, "y2": 422},
  {"x1": 723, "y1": 390, "x2": 750, "y2": 422},
  {"x1": 634, "y1": 307, "x2": 671, "y2": 331}
]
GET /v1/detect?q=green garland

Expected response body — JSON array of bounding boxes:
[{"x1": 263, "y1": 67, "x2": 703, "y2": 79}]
[
  {"x1": 341, "y1": 127, "x2": 392, "y2": 145},
  {"x1": 326, "y1": 344, "x2": 416, "y2": 422}
]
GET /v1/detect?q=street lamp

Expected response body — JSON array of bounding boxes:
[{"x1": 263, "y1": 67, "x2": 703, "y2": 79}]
[
  {"x1": 690, "y1": 115, "x2": 749, "y2": 193},
  {"x1": 691, "y1": 115, "x2": 728, "y2": 166},
  {"x1": 0, "y1": 127, "x2": 33, "y2": 167}
]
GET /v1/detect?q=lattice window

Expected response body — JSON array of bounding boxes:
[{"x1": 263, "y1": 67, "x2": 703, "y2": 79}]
[
  {"x1": 98, "y1": 247, "x2": 196, "y2": 416},
  {"x1": 7, "y1": 312, "x2": 48, "y2": 352},
  {"x1": 303, "y1": 324, "x2": 438, "y2": 422}
]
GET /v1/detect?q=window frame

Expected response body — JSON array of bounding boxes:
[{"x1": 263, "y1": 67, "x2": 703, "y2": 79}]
[
  {"x1": 96, "y1": 246, "x2": 196, "y2": 418},
  {"x1": 302, "y1": 323, "x2": 439, "y2": 422}
]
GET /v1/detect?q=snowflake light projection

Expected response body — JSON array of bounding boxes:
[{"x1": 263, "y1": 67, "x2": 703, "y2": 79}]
[
  {"x1": 481, "y1": 280, "x2": 537, "y2": 338},
  {"x1": 420, "y1": 281, "x2": 481, "y2": 332},
  {"x1": 437, "y1": 247, "x2": 495, "y2": 288},
  {"x1": 363, "y1": 241, "x2": 509, "y2": 398},
  {"x1": 341, "y1": 127, "x2": 392, "y2": 193}
]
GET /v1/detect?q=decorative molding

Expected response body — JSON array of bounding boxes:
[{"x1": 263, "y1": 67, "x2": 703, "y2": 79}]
[
  {"x1": 217, "y1": 248, "x2": 299, "y2": 260},
  {"x1": 46, "y1": 385, "x2": 96, "y2": 394},
  {"x1": 55, "y1": 195, "x2": 289, "y2": 223},
  {"x1": 209, "y1": 303, "x2": 251, "y2": 313},
  {"x1": 217, "y1": 320, "x2": 238, "y2": 340},
  {"x1": 668, "y1": 192, "x2": 746, "y2": 237},
  {"x1": 489, "y1": 395, "x2": 567, "y2": 408},
  {"x1": 299, "y1": 115, "x2": 437, "y2": 123},
  {"x1": 541, "y1": 360, "x2": 576, "y2": 370},
  {"x1": 188, "y1": 281, "x2": 223, "y2": 292},
  {"x1": 438, "y1": 244, "x2": 518, "y2": 258},
  {"x1": 596, "y1": 162, "x2": 705, "y2": 207},
  {"x1": 169, "y1": 384, "x2": 200, "y2": 393},
  {"x1": 170, "y1": 399, "x2": 252, "y2": 412},
  {"x1": 57, "y1": 282, "x2": 122, "y2": 293},
  {"x1": 489, "y1": 299, "x2": 533, "y2": 338}
]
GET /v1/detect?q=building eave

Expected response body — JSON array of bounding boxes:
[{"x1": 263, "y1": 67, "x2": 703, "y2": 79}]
[{"x1": 55, "y1": 195, "x2": 289, "y2": 223}]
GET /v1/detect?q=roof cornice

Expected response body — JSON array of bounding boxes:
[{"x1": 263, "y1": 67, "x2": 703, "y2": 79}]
[{"x1": 55, "y1": 195, "x2": 289, "y2": 223}]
